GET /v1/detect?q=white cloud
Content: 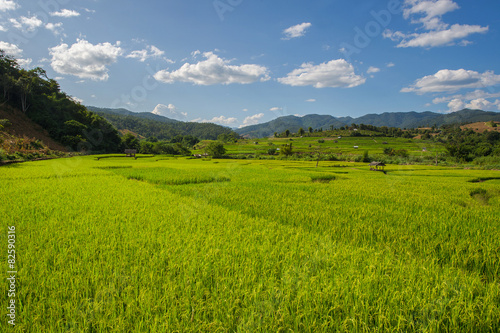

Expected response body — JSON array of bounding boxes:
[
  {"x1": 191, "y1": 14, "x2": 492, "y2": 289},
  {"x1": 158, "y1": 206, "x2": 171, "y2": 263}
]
[
  {"x1": 152, "y1": 104, "x2": 187, "y2": 120},
  {"x1": 0, "y1": 0, "x2": 18, "y2": 11},
  {"x1": 278, "y1": 59, "x2": 365, "y2": 88},
  {"x1": 69, "y1": 96, "x2": 84, "y2": 104},
  {"x1": 10, "y1": 16, "x2": 43, "y2": 32},
  {"x1": 127, "y1": 45, "x2": 166, "y2": 62},
  {"x1": 402, "y1": 69, "x2": 500, "y2": 94},
  {"x1": 269, "y1": 107, "x2": 282, "y2": 112},
  {"x1": 242, "y1": 108, "x2": 248, "y2": 112},
  {"x1": 154, "y1": 51, "x2": 270, "y2": 85},
  {"x1": 0, "y1": 41, "x2": 22, "y2": 57},
  {"x1": 387, "y1": 62, "x2": 396, "y2": 68},
  {"x1": 385, "y1": 0, "x2": 488, "y2": 48},
  {"x1": 465, "y1": 98, "x2": 494, "y2": 110},
  {"x1": 240, "y1": 113, "x2": 265, "y2": 128},
  {"x1": 197, "y1": 115, "x2": 238, "y2": 126},
  {"x1": 16, "y1": 58, "x2": 31, "y2": 67},
  {"x1": 0, "y1": 41, "x2": 31, "y2": 67},
  {"x1": 306, "y1": 99, "x2": 316, "y2": 102},
  {"x1": 403, "y1": 0, "x2": 459, "y2": 29},
  {"x1": 367, "y1": 66, "x2": 380, "y2": 74},
  {"x1": 385, "y1": 24, "x2": 488, "y2": 48},
  {"x1": 282, "y1": 22, "x2": 312, "y2": 40},
  {"x1": 49, "y1": 39, "x2": 123, "y2": 81},
  {"x1": 447, "y1": 98, "x2": 465, "y2": 112},
  {"x1": 50, "y1": 9, "x2": 80, "y2": 18},
  {"x1": 45, "y1": 22, "x2": 63, "y2": 35}
]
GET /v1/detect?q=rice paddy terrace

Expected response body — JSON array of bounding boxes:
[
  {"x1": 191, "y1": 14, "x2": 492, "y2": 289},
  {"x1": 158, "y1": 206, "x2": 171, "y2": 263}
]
[{"x1": 1, "y1": 156, "x2": 499, "y2": 332}]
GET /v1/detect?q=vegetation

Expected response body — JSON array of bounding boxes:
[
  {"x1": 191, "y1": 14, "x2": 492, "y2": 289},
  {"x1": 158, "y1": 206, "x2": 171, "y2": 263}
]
[
  {"x1": 0, "y1": 51, "x2": 122, "y2": 153},
  {"x1": 1, "y1": 157, "x2": 499, "y2": 331},
  {"x1": 236, "y1": 110, "x2": 500, "y2": 138},
  {"x1": 92, "y1": 107, "x2": 239, "y2": 141}
]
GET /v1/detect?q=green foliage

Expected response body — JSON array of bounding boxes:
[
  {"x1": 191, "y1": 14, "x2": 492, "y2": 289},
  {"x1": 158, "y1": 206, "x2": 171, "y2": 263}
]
[
  {"x1": 318, "y1": 139, "x2": 325, "y2": 143},
  {"x1": 267, "y1": 148, "x2": 277, "y2": 155},
  {"x1": 280, "y1": 143, "x2": 293, "y2": 157},
  {"x1": 0, "y1": 119, "x2": 11, "y2": 131},
  {"x1": 217, "y1": 132, "x2": 238, "y2": 143},
  {"x1": 93, "y1": 108, "x2": 238, "y2": 141},
  {"x1": 0, "y1": 50, "x2": 122, "y2": 152},
  {"x1": 122, "y1": 133, "x2": 139, "y2": 150},
  {"x1": 204, "y1": 141, "x2": 226, "y2": 157}
]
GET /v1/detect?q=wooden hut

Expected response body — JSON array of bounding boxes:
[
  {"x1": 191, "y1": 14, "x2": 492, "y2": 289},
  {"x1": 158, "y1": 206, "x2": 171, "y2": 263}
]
[{"x1": 369, "y1": 162, "x2": 386, "y2": 172}]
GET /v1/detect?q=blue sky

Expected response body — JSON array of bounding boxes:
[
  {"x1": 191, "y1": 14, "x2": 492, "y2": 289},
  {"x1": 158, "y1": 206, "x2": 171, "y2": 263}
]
[{"x1": 1, "y1": 0, "x2": 499, "y2": 128}]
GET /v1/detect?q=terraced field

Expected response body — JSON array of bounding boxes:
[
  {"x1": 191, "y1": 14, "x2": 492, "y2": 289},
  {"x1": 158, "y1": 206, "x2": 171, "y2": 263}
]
[{"x1": 1, "y1": 156, "x2": 499, "y2": 332}]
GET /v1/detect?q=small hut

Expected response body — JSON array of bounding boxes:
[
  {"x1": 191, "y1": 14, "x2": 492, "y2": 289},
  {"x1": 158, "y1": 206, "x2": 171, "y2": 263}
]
[{"x1": 369, "y1": 162, "x2": 386, "y2": 172}]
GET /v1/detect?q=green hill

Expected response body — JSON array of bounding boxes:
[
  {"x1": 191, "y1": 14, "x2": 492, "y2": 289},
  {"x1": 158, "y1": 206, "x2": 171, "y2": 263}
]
[
  {"x1": 0, "y1": 51, "x2": 122, "y2": 153},
  {"x1": 90, "y1": 106, "x2": 238, "y2": 141},
  {"x1": 237, "y1": 109, "x2": 500, "y2": 138}
]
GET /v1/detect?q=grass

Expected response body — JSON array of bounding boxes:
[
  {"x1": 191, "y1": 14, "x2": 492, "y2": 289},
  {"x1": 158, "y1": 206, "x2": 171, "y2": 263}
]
[{"x1": 1, "y1": 156, "x2": 499, "y2": 332}]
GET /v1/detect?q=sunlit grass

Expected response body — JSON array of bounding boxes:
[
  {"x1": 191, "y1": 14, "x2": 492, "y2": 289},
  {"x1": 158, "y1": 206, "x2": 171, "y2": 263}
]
[{"x1": 1, "y1": 156, "x2": 499, "y2": 332}]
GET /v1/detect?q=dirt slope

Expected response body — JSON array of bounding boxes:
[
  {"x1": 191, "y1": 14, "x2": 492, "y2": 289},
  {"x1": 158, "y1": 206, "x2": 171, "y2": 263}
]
[{"x1": 0, "y1": 105, "x2": 67, "y2": 151}]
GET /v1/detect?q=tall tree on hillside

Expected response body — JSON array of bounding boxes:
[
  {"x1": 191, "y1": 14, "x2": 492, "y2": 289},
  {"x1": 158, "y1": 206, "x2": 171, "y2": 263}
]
[
  {"x1": 16, "y1": 76, "x2": 30, "y2": 113},
  {"x1": 298, "y1": 127, "x2": 305, "y2": 136}
]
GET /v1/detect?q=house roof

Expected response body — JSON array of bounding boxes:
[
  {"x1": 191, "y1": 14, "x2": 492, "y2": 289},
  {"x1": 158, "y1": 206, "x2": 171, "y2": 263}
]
[{"x1": 369, "y1": 162, "x2": 386, "y2": 166}]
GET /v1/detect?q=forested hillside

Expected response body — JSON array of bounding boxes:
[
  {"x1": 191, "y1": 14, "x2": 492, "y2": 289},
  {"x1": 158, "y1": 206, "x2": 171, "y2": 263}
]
[
  {"x1": 92, "y1": 107, "x2": 238, "y2": 140},
  {"x1": 0, "y1": 51, "x2": 122, "y2": 153}
]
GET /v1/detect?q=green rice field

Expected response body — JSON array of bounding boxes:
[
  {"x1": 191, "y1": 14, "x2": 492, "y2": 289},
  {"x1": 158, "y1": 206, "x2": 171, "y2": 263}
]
[{"x1": 1, "y1": 156, "x2": 499, "y2": 332}]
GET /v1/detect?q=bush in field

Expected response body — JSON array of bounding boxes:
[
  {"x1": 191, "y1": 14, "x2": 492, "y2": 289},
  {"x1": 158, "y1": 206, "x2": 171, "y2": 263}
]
[
  {"x1": 205, "y1": 141, "x2": 226, "y2": 158},
  {"x1": 268, "y1": 148, "x2": 277, "y2": 155},
  {"x1": 280, "y1": 143, "x2": 293, "y2": 157}
]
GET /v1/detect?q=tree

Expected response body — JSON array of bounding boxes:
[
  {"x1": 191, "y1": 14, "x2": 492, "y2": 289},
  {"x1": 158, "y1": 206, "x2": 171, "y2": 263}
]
[
  {"x1": 285, "y1": 129, "x2": 290, "y2": 137},
  {"x1": 308, "y1": 127, "x2": 313, "y2": 133},
  {"x1": 298, "y1": 127, "x2": 305, "y2": 136},
  {"x1": 280, "y1": 143, "x2": 293, "y2": 157},
  {"x1": 122, "y1": 133, "x2": 139, "y2": 150},
  {"x1": 205, "y1": 141, "x2": 226, "y2": 158}
]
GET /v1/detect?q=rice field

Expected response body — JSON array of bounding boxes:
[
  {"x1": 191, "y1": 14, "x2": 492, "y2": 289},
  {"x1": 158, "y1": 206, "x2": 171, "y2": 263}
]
[{"x1": 1, "y1": 156, "x2": 499, "y2": 332}]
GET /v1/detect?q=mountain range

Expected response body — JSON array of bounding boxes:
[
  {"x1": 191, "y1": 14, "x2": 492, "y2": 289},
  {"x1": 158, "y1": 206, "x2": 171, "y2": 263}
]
[
  {"x1": 88, "y1": 106, "x2": 500, "y2": 140},
  {"x1": 235, "y1": 109, "x2": 500, "y2": 138}
]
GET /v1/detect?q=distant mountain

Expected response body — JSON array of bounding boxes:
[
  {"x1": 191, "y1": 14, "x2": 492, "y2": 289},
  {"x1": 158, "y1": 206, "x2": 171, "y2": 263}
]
[
  {"x1": 236, "y1": 109, "x2": 500, "y2": 138},
  {"x1": 238, "y1": 114, "x2": 346, "y2": 138},
  {"x1": 88, "y1": 106, "x2": 237, "y2": 140},
  {"x1": 351, "y1": 111, "x2": 439, "y2": 128},
  {"x1": 87, "y1": 106, "x2": 180, "y2": 124}
]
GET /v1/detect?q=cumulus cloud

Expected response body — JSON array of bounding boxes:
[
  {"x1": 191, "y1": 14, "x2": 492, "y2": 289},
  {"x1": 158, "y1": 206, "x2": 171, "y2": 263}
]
[
  {"x1": 152, "y1": 104, "x2": 187, "y2": 120},
  {"x1": 49, "y1": 39, "x2": 123, "y2": 81},
  {"x1": 45, "y1": 22, "x2": 63, "y2": 35},
  {"x1": 240, "y1": 113, "x2": 265, "y2": 128},
  {"x1": 127, "y1": 45, "x2": 166, "y2": 62},
  {"x1": 194, "y1": 115, "x2": 238, "y2": 126},
  {"x1": 282, "y1": 22, "x2": 312, "y2": 40},
  {"x1": 446, "y1": 98, "x2": 465, "y2": 112},
  {"x1": 278, "y1": 59, "x2": 365, "y2": 88},
  {"x1": 432, "y1": 89, "x2": 500, "y2": 112},
  {"x1": 385, "y1": 0, "x2": 488, "y2": 48},
  {"x1": 0, "y1": 0, "x2": 18, "y2": 11},
  {"x1": 269, "y1": 107, "x2": 282, "y2": 112},
  {"x1": 154, "y1": 51, "x2": 270, "y2": 85},
  {"x1": 0, "y1": 41, "x2": 22, "y2": 57},
  {"x1": 0, "y1": 41, "x2": 31, "y2": 67},
  {"x1": 402, "y1": 69, "x2": 500, "y2": 94},
  {"x1": 384, "y1": 24, "x2": 488, "y2": 48},
  {"x1": 10, "y1": 16, "x2": 43, "y2": 32},
  {"x1": 50, "y1": 9, "x2": 80, "y2": 18},
  {"x1": 367, "y1": 66, "x2": 380, "y2": 74}
]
